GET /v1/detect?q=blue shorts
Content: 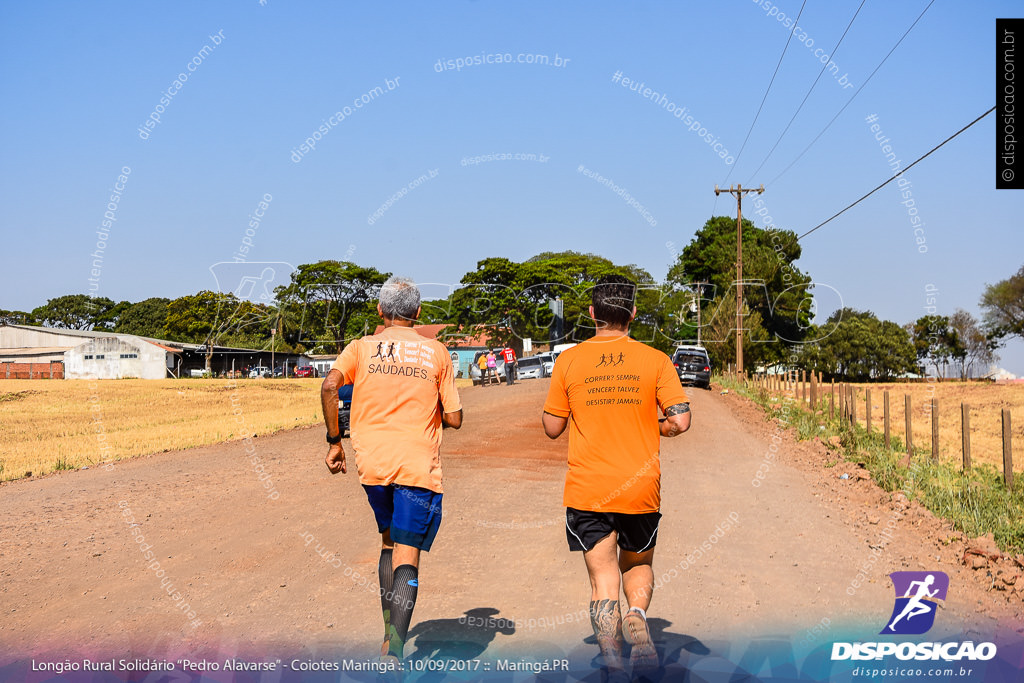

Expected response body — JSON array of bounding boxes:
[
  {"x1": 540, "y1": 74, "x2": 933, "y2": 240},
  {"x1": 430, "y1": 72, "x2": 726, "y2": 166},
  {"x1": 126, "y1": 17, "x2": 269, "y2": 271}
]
[{"x1": 363, "y1": 484, "x2": 443, "y2": 551}]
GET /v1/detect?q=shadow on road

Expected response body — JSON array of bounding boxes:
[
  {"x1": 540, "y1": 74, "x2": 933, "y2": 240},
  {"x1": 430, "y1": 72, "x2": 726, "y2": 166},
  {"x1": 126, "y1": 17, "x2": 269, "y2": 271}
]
[
  {"x1": 647, "y1": 616, "x2": 711, "y2": 661},
  {"x1": 579, "y1": 618, "x2": 758, "y2": 682},
  {"x1": 408, "y1": 607, "x2": 515, "y2": 662}
]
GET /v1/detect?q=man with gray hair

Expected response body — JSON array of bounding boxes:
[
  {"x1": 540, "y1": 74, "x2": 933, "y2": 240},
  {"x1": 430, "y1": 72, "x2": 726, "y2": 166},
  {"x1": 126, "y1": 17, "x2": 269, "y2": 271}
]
[{"x1": 321, "y1": 276, "x2": 463, "y2": 667}]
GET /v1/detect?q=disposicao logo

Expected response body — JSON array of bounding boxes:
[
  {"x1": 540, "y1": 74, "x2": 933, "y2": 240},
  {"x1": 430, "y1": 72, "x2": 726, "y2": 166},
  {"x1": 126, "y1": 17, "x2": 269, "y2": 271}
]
[
  {"x1": 831, "y1": 571, "x2": 997, "y2": 663},
  {"x1": 881, "y1": 571, "x2": 949, "y2": 635}
]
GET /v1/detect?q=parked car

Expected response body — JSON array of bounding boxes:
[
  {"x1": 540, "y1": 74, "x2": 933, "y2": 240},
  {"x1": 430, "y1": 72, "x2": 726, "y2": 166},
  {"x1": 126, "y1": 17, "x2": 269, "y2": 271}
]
[
  {"x1": 248, "y1": 366, "x2": 271, "y2": 379},
  {"x1": 516, "y1": 355, "x2": 545, "y2": 380},
  {"x1": 674, "y1": 343, "x2": 708, "y2": 356},
  {"x1": 672, "y1": 348, "x2": 711, "y2": 389},
  {"x1": 294, "y1": 365, "x2": 317, "y2": 378},
  {"x1": 469, "y1": 351, "x2": 506, "y2": 386},
  {"x1": 536, "y1": 352, "x2": 555, "y2": 376},
  {"x1": 337, "y1": 384, "x2": 353, "y2": 436},
  {"x1": 273, "y1": 367, "x2": 285, "y2": 378}
]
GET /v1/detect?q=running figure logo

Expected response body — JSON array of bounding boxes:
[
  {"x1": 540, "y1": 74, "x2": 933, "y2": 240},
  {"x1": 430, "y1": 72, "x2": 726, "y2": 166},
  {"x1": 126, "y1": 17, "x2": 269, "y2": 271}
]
[
  {"x1": 595, "y1": 352, "x2": 626, "y2": 368},
  {"x1": 880, "y1": 571, "x2": 949, "y2": 635}
]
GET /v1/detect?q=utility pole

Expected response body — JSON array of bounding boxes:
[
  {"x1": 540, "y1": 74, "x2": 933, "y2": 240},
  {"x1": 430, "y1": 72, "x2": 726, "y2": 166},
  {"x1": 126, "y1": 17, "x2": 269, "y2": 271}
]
[
  {"x1": 714, "y1": 183, "x2": 764, "y2": 374},
  {"x1": 690, "y1": 282, "x2": 708, "y2": 345}
]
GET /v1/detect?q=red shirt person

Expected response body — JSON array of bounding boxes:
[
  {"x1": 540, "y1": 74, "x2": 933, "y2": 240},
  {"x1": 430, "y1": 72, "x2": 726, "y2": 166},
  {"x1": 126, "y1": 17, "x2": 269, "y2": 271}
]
[{"x1": 501, "y1": 347, "x2": 517, "y2": 385}]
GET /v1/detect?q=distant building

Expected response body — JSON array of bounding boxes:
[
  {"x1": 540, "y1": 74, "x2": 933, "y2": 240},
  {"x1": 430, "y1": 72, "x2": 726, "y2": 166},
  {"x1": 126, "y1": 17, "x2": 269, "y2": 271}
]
[
  {"x1": 307, "y1": 354, "x2": 337, "y2": 377},
  {"x1": 0, "y1": 323, "x2": 299, "y2": 379}
]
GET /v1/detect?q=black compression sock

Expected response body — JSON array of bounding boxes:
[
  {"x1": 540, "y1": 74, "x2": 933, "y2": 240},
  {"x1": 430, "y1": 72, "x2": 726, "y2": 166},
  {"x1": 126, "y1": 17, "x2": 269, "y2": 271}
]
[
  {"x1": 378, "y1": 549, "x2": 394, "y2": 641},
  {"x1": 387, "y1": 564, "x2": 419, "y2": 658}
]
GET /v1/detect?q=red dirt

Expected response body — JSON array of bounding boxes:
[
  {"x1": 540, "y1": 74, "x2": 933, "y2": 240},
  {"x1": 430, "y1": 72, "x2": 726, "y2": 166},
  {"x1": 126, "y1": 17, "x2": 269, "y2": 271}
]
[{"x1": 1, "y1": 378, "x2": 1020, "y2": 667}]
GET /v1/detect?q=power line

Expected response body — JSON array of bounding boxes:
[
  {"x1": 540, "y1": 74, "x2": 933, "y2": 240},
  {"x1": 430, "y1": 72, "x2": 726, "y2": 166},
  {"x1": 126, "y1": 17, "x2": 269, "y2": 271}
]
[
  {"x1": 767, "y1": 0, "x2": 936, "y2": 187},
  {"x1": 798, "y1": 106, "x2": 995, "y2": 241},
  {"x1": 745, "y1": 0, "x2": 867, "y2": 183},
  {"x1": 722, "y1": 0, "x2": 809, "y2": 185}
]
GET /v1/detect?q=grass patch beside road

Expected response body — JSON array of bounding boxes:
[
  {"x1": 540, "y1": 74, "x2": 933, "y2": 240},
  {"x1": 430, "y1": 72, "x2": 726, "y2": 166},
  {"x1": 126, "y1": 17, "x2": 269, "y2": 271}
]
[{"x1": 720, "y1": 375, "x2": 1024, "y2": 555}]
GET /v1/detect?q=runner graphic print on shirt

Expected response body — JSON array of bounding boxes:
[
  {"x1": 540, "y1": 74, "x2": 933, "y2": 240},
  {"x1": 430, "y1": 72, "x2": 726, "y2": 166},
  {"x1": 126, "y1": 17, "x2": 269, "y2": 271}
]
[{"x1": 366, "y1": 339, "x2": 437, "y2": 380}]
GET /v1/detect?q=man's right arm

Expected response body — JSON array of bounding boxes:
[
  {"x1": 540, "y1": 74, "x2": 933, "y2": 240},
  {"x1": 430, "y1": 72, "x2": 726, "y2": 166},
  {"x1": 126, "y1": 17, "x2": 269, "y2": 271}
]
[
  {"x1": 437, "y1": 344, "x2": 462, "y2": 430},
  {"x1": 321, "y1": 369, "x2": 342, "y2": 436},
  {"x1": 442, "y1": 407, "x2": 463, "y2": 429}
]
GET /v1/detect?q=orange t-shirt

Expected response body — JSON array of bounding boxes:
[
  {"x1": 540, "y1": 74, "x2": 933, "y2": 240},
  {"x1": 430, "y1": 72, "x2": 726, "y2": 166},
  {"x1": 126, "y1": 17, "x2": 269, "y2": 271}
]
[
  {"x1": 543, "y1": 336, "x2": 689, "y2": 514},
  {"x1": 332, "y1": 326, "x2": 461, "y2": 493}
]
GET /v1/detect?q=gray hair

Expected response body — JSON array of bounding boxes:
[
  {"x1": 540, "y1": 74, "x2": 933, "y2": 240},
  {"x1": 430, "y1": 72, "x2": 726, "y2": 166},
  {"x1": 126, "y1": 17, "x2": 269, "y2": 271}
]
[{"x1": 379, "y1": 276, "x2": 421, "y2": 320}]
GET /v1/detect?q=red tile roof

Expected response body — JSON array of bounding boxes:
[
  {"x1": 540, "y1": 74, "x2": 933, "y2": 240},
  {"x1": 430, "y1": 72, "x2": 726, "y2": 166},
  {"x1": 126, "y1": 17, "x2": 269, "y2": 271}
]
[{"x1": 371, "y1": 324, "x2": 498, "y2": 348}]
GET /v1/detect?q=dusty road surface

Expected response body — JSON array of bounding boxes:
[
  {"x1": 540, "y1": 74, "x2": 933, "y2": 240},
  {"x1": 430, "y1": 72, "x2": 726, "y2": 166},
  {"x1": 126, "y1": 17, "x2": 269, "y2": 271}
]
[{"x1": 1, "y1": 378, "x2": 1020, "y2": 680}]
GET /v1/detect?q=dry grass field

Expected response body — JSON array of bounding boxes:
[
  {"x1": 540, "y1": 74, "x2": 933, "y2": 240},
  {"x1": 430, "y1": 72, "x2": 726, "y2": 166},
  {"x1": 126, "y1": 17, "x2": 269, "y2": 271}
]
[
  {"x1": 0, "y1": 378, "x2": 324, "y2": 481},
  {"x1": 0, "y1": 377, "x2": 477, "y2": 482},
  {"x1": 776, "y1": 379, "x2": 1024, "y2": 473}
]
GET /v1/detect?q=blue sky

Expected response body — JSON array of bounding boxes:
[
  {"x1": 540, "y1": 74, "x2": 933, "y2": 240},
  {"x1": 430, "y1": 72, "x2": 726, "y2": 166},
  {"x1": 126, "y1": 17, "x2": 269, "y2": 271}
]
[{"x1": 1, "y1": 1, "x2": 1021, "y2": 372}]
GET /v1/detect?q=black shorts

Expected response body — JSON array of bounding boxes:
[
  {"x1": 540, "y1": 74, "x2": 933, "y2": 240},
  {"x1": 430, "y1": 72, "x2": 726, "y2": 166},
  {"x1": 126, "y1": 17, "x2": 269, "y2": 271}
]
[{"x1": 565, "y1": 507, "x2": 662, "y2": 553}]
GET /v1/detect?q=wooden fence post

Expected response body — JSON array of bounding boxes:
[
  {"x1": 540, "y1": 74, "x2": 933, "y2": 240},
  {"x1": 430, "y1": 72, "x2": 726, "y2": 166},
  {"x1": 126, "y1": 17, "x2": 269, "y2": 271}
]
[
  {"x1": 830, "y1": 380, "x2": 835, "y2": 418},
  {"x1": 1002, "y1": 409, "x2": 1014, "y2": 488},
  {"x1": 904, "y1": 395, "x2": 913, "y2": 463},
  {"x1": 849, "y1": 386, "x2": 856, "y2": 426},
  {"x1": 884, "y1": 391, "x2": 891, "y2": 449},
  {"x1": 865, "y1": 388, "x2": 872, "y2": 434},
  {"x1": 961, "y1": 403, "x2": 971, "y2": 472},
  {"x1": 931, "y1": 398, "x2": 939, "y2": 462},
  {"x1": 810, "y1": 371, "x2": 817, "y2": 411}
]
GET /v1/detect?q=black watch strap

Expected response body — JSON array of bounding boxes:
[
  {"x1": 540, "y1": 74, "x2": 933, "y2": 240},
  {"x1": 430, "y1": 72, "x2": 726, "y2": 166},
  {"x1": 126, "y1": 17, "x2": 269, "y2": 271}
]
[{"x1": 326, "y1": 432, "x2": 342, "y2": 444}]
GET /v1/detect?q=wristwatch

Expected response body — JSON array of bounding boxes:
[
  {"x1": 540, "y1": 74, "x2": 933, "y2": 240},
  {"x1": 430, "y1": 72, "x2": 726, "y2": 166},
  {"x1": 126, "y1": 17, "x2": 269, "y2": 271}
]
[{"x1": 326, "y1": 432, "x2": 342, "y2": 445}]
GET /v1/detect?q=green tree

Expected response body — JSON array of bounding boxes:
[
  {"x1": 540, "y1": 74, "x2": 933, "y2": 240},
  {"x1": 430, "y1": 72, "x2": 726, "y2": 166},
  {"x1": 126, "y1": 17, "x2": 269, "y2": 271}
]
[
  {"x1": 165, "y1": 291, "x2": 275, "y2": 371},
  {"x1": 980, "y1": 264, "x2": 1024, "y2": 341},
  {"x1": 909, "y1": 315, "x2": 963, "y2": 378},
  {"x1": 274, "y1": 261, "x2": 390, "y2": 353},
  {"x1": 699, "y1": 293, "x2": 769, "y2": 372},
  {"x1": 114, "y1": 298, "x2": 171, "y2": 338},
  {"x1": 446, "y1": 256, "x2": 532, "y2": 351},
  {"x1": 0, "y1": 309, "x2": 34, "y2": 325},
  {"x1": 165, "y1": 291, "x2": 224, "y2": 344},
  {"x1": 667, "y1": 216, "x2": 814, "y2": 364},
  {"x1": 446, "y1": 252, "x2": 664, "y2": 352},
  {"x1": 949, "y1": 309, "x2": 997, "y2": 380},
  {"x1": 799, "y1": 309, "x2": 916, "y2": 381},
  {"x1": 93, "y1": 300, "x2": 132, "y2": 332},
  {"x1": 31, "y1": 294, "x2": 114, "y2": 330}
]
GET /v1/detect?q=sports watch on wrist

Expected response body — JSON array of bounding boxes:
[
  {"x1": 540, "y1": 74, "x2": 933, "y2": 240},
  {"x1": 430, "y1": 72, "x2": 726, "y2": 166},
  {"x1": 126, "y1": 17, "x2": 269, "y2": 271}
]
[{"x1": 326, "y1": 432, "x2": 342, "y2": 445}]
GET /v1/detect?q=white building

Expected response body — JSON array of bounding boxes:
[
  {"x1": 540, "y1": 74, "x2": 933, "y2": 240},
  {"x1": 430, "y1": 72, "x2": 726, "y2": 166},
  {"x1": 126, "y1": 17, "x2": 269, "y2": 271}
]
[{"x1": 1, "y1": 324, "x2": 176, "y2": 379}]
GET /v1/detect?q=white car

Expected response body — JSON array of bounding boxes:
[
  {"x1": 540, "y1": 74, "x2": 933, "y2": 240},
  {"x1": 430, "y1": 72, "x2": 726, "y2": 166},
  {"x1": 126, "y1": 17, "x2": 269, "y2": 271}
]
[
  {"x1": 516, "y1": 356, "x2": 545, "y2": 380},
  {"x1": 674, "y1": 342, "x2": 708, "y2": 356},
  {"x1": 248, "y1": 366, "x2": 271, "y2": 379},
  {"x1": 536, "y1": 352, "x2": 555, "y2": 376}
]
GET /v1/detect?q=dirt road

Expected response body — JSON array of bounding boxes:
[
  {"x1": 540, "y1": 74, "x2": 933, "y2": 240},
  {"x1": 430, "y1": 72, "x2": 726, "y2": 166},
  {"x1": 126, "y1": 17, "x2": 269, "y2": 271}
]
[{"x1": 1, "y1": 378, "x2": 1020, "y2": 676}]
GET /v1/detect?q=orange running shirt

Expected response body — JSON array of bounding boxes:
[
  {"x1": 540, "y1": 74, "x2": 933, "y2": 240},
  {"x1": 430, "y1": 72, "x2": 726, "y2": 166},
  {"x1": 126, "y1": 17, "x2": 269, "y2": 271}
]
[
  {"x1": 543, "y1": 336, "x2": 688, "y2": 513},
  {"x1": 332, "y1": 326, "x2": 461, "y2": 493}
]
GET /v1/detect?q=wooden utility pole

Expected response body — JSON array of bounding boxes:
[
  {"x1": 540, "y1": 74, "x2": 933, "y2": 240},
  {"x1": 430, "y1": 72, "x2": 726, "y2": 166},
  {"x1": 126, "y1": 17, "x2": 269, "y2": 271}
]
[{"x1": 714, "y1": 183, "x2": 764, "y2": 374}]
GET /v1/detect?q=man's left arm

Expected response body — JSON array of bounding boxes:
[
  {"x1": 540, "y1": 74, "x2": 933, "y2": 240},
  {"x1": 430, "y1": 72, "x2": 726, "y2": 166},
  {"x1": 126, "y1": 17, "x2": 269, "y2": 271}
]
[
  {"x1": 437, "y1": 344, "x2": 463, "y2": 430},
  {"x1": 657, "y1": 355, "x2": 691, "y2": 437},
  {"x1": 542, "y1": 411, "x2": 569, "y2": 438},
  {"x1": 659, "y1": 402, "x2": 690, "y2": 436}
]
